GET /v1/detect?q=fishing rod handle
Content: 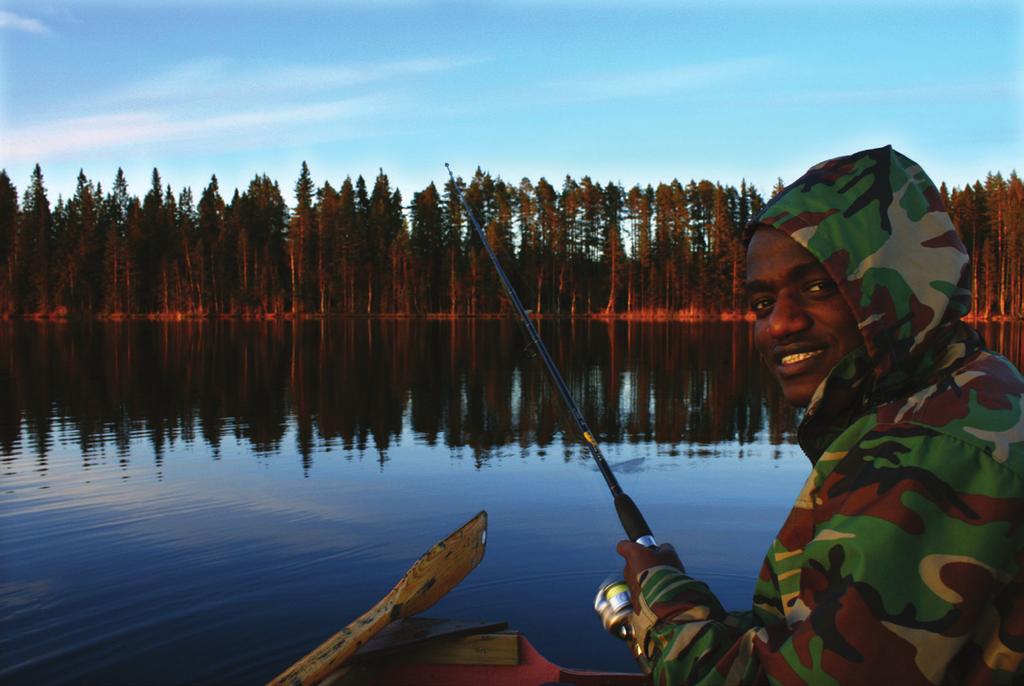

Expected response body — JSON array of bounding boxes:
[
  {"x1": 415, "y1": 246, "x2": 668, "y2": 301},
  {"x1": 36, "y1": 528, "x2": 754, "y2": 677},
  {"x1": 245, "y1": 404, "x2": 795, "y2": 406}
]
[{"x1": 614, "y1": 492, "x2": 656, "y2": 548}]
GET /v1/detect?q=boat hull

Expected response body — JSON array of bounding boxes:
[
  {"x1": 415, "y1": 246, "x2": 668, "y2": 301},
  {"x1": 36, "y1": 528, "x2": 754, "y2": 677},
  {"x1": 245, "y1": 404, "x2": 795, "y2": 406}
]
[{"x1": 334, "y1": 623, "x2": 646, "y2": 686}]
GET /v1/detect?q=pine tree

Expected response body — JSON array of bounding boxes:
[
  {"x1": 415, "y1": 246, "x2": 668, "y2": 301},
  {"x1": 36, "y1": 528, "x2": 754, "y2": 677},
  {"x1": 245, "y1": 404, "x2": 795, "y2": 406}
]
[
  {"x1": 516, "y1": 178, "x2": 543, "y2": 313},
  {"x1": 410, "y1": 182, "x2": 445, "y2": 312},
  {"x1": 0, "y1": 171, "x2": 19, "y2": 315},
  {"x1": 18, "y1": 164, "x2": 52, "y2": 314},
  {"x1": 686, "y1": 180, "x2": 716, "y2": 313},
  {"x1": 175, "y1": 187, "x2": 199, "y2": 312},
  {"x1": 652, "y1": 182, "x2": 677, "y2": 310},
  {"x1": 221, "y1": 190, "x2": 242, "y2": 313},
  {"x1": 159, "y1": 185, "x2": 180, "y2": 313},
  {"x1": 61, "y1": 170, "x2": 100, "y2": 312},
  {"x1": 1006, "y1": 172, "x2": 1023, "y2": 317},
  {"x1": 486, "y1": 179, "x2": 516, "y2": 314},
  {"x1": 367, "y1": 169, "x2": 404, "y2": 312},
  {"x1": 578, "y1": 176, "x2": 604, "y2": 313},
  {"x1": 441, "y1": 177, "x2": 465, "y2": 315},
  {"x1": 710, "y1": 183, "x2": 740, "y2": 313},
  {"x1": 602, "y1": 181, "x2": 625, "y2": 313},
  {"x1": 390, "y1": 213, "x2": 412, "y2": 314},
  {"x1": 100, "y1": 169, "x2": 130, "y2": 314},
  {"x1": 771, "y1": 177, "x2": 786, "y2": 200},
  {"x1": 334, "y1": 177, "x2": 359, "y2": 313},
  {"x1": 139, "y1": 168, "x2": 169, "y2": 312},
  {"x1": 197, "y1": 175, "x2": 226, "y2": 313},
  {"x1": 314, "y1": 180, "x2": 339, "y2": 313},
  {"x1": 123, "y1": 198, "x2": 143, "y2": 314},
  {"x1": 556, "y1": 176, "x2": 579, "y2": 313},
  {"x1": 355, "y1": 175, "x2": 371, "y2": 312},
  {"x1": 985, "y1": 172, "x2": 1011, "y2": 317},
  {"x1": 52, "y1": 195, "x2": 69, "y2": 310},
  {"x1": 626, "y1": 184, "x2": 653, "y2": 312},
  {"x1": 289, "y1": 162, "x2": 314, "y2": 315},
  {"x1": 237, "y1": 175, "x2": 287, "y2": 314}
]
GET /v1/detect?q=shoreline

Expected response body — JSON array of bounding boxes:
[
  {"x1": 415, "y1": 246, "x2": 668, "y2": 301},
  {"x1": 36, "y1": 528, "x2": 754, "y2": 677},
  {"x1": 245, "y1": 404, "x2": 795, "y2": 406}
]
[{"x1": 1, "y1": 311, "x2": 1020, "y2": 323}]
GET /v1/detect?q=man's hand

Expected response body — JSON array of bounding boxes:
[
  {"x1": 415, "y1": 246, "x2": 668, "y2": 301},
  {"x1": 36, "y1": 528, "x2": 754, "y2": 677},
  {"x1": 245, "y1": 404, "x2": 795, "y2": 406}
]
[{"x1": 616, "y1": 540, "x2": 685, "y2": 601}]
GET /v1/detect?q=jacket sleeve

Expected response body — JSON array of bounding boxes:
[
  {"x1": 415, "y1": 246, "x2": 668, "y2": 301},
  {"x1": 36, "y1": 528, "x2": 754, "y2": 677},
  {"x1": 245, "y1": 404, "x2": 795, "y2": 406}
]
[{"x1": 627, "y1": 428, "x2": 1024, "y2": 686}]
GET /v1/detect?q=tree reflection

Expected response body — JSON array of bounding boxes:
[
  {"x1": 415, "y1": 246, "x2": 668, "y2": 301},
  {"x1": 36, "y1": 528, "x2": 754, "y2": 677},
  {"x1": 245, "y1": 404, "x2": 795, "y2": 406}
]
[{"x1": 3, "y1": 320, "x2": 1017, "y2": 471}]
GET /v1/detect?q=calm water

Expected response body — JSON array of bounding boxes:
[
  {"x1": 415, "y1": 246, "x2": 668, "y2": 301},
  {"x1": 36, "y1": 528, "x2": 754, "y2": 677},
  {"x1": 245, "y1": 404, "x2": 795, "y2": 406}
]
[{"x1": 1, "y1": 320, "x2": 1020, "y2": 684}]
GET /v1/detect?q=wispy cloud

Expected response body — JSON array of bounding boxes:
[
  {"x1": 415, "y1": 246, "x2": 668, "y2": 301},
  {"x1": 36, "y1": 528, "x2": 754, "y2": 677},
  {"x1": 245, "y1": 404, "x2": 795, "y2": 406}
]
[
  {"x1": 546, "y1": 59, "x2": 1019, "y2": 108},
  {"x1": 0, "y1": 97, "x2": 385, "y2": 162},
  {"x1": 547, "y1": 58, "x2": 774, "y2": 102},
  {"x1": 3, "y1": 55, "x2": 470, "y2": 162},
  {"x1": 762, "y1": 80, "x2": 1022, "y2": 107},
  {"x1": 99, "y1": 57, "x2": 474, "y2": 108},
  {"x1": 0, "y1": 10, "x2": 50, "y2": 34}
]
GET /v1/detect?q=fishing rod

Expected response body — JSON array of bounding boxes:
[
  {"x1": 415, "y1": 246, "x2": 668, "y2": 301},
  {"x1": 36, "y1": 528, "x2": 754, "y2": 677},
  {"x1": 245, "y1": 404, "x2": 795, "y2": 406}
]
[{"x1": 445, "y1": 163, "x2": 656, "y2": 548}]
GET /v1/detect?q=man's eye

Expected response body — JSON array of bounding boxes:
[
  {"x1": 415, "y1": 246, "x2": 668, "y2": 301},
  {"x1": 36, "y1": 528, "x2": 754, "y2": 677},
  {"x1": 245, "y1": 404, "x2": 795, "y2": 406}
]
[
  {"x1": 806, "y1": 280, "x2": 836, "y2": 294},
  {"x1": 750, "y1": 297, "x2": 773, "y2": 313}
]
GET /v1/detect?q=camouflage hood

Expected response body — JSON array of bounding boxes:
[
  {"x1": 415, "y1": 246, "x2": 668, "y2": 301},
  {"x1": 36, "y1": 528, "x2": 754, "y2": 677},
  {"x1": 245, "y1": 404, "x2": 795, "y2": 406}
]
[{"x1": 751, "y1": 146, "x2": 977, "y2": 448}]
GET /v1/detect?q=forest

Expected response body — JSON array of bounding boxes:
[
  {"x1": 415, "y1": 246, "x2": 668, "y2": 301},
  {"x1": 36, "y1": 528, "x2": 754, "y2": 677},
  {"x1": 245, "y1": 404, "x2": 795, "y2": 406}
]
[{"x1": 0, "y1": 163, "x2": 1021, "y2": 319}]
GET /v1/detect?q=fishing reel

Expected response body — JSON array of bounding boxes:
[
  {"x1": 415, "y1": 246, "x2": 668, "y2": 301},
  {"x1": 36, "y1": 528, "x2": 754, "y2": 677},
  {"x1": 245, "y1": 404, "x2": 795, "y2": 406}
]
[{"x1": 594, "y1": 577, "x2": 634, "y2": 641}]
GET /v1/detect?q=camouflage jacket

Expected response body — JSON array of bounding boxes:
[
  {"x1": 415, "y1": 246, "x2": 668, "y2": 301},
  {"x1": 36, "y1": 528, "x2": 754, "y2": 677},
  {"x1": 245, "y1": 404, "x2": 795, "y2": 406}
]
[{"x1": 629, "y1": 147, "x2": 1024, "y2": 685}]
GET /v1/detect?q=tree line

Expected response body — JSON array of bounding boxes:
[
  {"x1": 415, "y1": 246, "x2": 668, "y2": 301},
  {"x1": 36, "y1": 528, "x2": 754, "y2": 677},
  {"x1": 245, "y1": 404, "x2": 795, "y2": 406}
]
[{"x1": 1, "y1": 163, "x2": 1020, "y2": 319}]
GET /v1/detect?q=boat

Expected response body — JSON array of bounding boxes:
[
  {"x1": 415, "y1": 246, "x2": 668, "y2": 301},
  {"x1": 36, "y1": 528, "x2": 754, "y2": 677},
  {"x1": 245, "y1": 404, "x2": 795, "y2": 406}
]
[
  {"x1": 318, "y1": 616, "x2": 646, "y2": 686},
  {"x1": 269, "y1": 511, "x2": 647, "y2": 686}
]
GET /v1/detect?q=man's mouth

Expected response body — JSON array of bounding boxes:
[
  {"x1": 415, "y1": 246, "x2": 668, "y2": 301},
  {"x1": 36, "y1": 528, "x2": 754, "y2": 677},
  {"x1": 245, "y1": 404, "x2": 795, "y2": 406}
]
[{"x1": 780, "y1": 349, "x2": 824, "y2": 366}]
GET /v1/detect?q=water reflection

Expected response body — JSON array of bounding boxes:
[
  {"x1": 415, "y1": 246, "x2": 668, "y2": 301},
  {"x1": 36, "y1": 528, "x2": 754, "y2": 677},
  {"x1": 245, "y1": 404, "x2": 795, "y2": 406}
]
[
  {"x1": 978, "y1": 320, "x2": 1024, "y2": 370},
  {"x1": 1, "y1": 320, "x2": 812, "y2": 472},
  {"x1": 1, "y1": 319, "x2": 1020, "y2": 684},
  {"x1": 4, "y1": 319, "x2": 1021, "y2": 474},
  {"x1": 3, "y1": 319, "x2": 1021, "y2": 474}
]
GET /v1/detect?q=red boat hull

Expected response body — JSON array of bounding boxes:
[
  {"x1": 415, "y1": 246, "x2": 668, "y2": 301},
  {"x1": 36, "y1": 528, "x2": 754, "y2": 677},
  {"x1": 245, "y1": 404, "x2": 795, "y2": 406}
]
[{"x1": 370, "y1": 633, "x2": 646, "y2": 686}]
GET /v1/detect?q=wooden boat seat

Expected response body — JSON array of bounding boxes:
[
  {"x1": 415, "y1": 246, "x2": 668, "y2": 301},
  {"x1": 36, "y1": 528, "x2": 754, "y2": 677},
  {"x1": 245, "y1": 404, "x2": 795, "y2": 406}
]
[{"x1": 325, "y1": 617, "x2": 647, "y2": 686}]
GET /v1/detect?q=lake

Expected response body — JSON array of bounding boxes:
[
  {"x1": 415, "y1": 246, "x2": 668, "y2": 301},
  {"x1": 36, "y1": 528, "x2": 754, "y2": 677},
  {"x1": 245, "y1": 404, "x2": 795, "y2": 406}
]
[{"x1": 1, "y1": 319, "x2": 1020, "y2": 684}]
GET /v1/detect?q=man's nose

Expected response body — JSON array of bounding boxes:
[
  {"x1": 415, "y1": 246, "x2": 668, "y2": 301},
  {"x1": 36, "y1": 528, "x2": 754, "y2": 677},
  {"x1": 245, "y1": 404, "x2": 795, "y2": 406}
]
[{"x1": 768, "y1": 292, "x2": 812, "y2": 339}]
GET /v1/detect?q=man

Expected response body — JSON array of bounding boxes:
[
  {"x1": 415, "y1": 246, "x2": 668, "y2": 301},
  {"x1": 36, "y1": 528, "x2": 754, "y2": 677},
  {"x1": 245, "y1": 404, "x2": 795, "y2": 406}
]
[{"x1": 616, "y1": 146, "x2": 1024, "y2": 685}]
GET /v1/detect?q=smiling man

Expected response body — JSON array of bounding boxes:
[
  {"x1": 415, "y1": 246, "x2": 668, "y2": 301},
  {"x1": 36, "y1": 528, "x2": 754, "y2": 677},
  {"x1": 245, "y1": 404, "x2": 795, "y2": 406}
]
[
  {"x1": 617, "y1": 146, "x2": 1024, "y2": 685},
  {"x1": 745, "y1": 227, "x2": 862, "y2": 408}
]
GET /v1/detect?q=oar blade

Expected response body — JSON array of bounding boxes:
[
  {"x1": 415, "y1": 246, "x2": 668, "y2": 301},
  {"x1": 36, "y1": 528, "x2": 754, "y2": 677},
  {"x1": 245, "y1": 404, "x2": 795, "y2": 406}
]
[
  {"x1": 268, "y1": 511, "x2": 488, "y2": 686},
  {"x1": 392, "y1": 510, "x2": 487, "y2": 617}
]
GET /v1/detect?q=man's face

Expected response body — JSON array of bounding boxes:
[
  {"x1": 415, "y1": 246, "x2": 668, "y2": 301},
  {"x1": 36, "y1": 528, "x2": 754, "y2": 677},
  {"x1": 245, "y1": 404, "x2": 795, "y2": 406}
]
[{"x1": 745, "y1": 227, "x2": 862, "y2": 407}]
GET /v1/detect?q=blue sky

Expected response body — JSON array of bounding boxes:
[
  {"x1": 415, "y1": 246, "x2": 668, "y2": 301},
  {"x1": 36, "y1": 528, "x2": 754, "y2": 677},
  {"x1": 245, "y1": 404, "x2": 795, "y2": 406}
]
[{"x1": 1, "y1": 1, "x2": 1020, "y2": 204}]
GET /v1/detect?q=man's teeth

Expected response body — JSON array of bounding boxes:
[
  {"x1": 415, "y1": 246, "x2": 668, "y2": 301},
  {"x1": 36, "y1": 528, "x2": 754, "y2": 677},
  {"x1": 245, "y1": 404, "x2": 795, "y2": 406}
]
[{"x1": 781, "y1": 350, "x2": 823, "y2": 366}]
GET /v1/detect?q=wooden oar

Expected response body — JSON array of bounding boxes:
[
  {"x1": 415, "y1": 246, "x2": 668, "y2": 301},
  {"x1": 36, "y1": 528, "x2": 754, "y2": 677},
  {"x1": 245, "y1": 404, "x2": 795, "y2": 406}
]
[{"x1": 268, "y1": 511, "x2": 488, "y2": 686}]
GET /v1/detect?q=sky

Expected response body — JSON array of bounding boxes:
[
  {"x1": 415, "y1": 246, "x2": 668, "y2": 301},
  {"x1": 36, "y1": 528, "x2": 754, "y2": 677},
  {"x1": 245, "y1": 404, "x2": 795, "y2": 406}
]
[{"x1": 0, "y1": 0, "x2": 1021, "y2": 205}]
